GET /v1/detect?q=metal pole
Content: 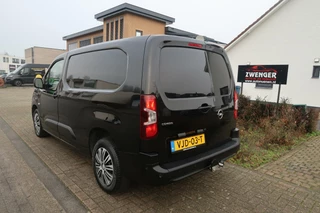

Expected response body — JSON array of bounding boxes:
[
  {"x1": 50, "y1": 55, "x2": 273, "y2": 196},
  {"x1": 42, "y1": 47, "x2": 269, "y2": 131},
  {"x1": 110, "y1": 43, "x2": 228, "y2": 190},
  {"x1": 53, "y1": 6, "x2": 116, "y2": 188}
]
[
  {"x1": 32, "y1": 48, "x2": 34, "y2": 64},
  {"x1": 276, "y1": 84, "x2": 281, "y2": 114},
  {"x1": 240, "y1": 82, "x2": 243, "y2": 95}
]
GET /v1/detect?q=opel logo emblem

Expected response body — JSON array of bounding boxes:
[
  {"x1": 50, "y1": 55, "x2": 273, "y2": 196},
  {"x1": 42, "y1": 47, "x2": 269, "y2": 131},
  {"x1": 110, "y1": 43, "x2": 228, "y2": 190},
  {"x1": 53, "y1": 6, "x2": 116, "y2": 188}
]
[{"x1": 217, "y1": 109, "x2": 224, "y2": 120}]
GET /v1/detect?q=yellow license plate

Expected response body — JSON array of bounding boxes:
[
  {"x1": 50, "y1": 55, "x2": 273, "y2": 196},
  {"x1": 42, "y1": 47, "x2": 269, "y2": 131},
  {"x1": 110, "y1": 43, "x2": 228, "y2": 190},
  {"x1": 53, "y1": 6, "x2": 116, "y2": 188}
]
[{"x1": 170, "y1": 134, "x2": 205, "y2": 153}]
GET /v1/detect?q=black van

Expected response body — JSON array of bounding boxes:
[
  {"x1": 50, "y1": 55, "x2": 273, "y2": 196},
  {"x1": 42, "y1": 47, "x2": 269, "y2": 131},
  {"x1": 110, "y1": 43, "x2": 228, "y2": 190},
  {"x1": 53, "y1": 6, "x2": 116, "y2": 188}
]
[
  {"x1": 5, "y1": 64, "x2": 49, "y2": 86},
  {"x1": 32, "y1": 35, "x2": 240, "y2": 193}
]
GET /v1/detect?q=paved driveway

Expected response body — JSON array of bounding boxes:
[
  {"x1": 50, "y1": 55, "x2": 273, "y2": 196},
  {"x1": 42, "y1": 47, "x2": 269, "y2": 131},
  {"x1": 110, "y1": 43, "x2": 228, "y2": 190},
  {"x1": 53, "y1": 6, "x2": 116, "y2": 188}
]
[
  {"x1": 0, "y1": 87, "x2": 319, "y2": 213},
  {"x1": 258, "y1": 136, "x2": 320, "y2": 191}
]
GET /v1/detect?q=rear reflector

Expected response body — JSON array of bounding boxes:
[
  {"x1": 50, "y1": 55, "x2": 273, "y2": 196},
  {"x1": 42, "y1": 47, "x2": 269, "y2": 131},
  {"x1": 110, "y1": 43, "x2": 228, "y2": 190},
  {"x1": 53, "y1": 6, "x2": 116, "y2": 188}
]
[
  {"x1": 188, "y1": 42, "x2": 203, "y2": 48},
  {"x1": 140, "y1": 95, "x2": 158, "y2": 139},
  {"x1": 234, "y1": 91, "x2": 238, "y2": 119}
]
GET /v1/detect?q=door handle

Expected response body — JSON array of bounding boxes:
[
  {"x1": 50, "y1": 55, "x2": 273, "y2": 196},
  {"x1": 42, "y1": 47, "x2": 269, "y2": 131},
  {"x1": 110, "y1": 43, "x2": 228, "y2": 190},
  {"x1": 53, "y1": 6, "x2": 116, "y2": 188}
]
[{"x1": 197, "y1": 104, "x2": 214, "y2": 114}]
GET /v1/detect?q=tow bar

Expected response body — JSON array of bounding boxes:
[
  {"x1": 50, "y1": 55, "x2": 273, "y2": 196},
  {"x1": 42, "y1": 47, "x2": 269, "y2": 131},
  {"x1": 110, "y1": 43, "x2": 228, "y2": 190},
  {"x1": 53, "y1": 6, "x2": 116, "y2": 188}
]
[{"x1": 209, "y1": 161, "x2": 224, "y2": 172}]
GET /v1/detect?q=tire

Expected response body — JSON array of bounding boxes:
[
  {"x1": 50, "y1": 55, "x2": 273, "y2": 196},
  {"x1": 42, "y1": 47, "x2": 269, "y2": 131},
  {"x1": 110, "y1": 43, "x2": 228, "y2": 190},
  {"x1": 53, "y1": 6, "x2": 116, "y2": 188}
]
[
  {"x1": 92, "y1": 138, "x2": 129, "y2": 194},
  {"x1": 14, "y1": 80, "x2": 22, "y2": 87},
  {"x1": 32, "y1": 109, "x2": 49, "y2": 137}
]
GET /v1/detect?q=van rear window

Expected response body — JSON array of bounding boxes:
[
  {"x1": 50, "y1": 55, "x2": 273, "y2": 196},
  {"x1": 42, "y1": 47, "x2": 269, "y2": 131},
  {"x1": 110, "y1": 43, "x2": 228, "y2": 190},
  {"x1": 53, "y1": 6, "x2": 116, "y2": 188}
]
[{"x1": 160, "y1": 47, "x2": 231, "y2": 99}]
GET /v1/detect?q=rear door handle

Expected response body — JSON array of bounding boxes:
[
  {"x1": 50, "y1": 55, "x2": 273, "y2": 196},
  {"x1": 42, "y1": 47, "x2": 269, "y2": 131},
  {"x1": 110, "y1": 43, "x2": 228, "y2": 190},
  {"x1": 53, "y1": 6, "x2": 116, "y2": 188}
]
[
  {"x1": 197, "y1": 105, "x2": 214, "y2": 114},
  {"x1": 198, "y1": 105, "x2": 213, "y2": 110}
]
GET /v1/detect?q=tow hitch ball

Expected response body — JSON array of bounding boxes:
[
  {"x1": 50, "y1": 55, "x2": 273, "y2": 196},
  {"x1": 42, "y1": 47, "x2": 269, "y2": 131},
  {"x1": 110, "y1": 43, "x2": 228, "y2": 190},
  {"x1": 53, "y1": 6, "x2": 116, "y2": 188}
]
[{"x1": 209, "y1": 161, "x2": 224, "y2": 172}]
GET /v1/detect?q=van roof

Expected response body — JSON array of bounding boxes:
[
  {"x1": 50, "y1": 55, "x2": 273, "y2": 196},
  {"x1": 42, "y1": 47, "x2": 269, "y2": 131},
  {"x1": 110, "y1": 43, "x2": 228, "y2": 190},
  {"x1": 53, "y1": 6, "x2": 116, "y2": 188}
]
[
  {"x1": 66, "y1": 35, "x2": 224, "y2": 56},
  {"x1": 23, "y1": 64, "x2": 50, "y2": 67}
]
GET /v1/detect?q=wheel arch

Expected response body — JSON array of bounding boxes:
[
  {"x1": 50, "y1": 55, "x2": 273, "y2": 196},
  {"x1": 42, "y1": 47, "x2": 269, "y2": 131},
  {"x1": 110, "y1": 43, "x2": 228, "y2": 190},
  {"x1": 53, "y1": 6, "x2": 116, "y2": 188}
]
[
  {"x1": 13, "y1": 78, "x2": 24, "y2": 84},
  {"x1": 32, "y1": 104, "x2": 37, "y2": 114},
  {"x1": 88, "y1": 128, "x2": 110, "y2": 156}
]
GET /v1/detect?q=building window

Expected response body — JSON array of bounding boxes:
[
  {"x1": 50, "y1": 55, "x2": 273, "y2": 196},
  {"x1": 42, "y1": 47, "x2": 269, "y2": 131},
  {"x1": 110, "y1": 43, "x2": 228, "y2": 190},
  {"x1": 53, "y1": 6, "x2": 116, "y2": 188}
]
[
  {"x1": 106, "y1": 23, "x2": 109, "y2": 41},
  {"x1": 111, "y1": 22, "x2": 114, "y2": 40},
  {"x1": 21, "y1": 59, "x2": 25, "y2": 64},
  {"x1": 3, "y1": 57, "x2": 9, "y2": 62},
  {"x1": 79, "y1": 39, "x2": 91, "y2": 47},
  {"x1": 255, "y1": 83, "x2": 273, "y2": 89},
  {"x1": 312, "y1": 66, "x2": 320, "y2": 78},
  {"x1": 68, "y1": 42, "x2": 77, "y2": 51},
  {"x1": 12, "y1": 58, "x2": 19, "y2": 64},
  {"x1": 115, "y1": 20, "x2": 119, "y2": 40},
  {"x1": 93, "y1": 36, "x2": 103, "y2": 44},
  {"x1": 120, "y1": 19, "x2": 124, "y2": 39},
  {"x1": 136, "y1": 30, "x2": 143, "y2": 37}
]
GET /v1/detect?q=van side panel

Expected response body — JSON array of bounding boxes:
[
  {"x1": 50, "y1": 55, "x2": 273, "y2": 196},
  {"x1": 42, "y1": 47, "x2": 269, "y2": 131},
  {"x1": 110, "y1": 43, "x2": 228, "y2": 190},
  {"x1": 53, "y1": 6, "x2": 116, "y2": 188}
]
[{"x1": 57, "y1": 37, "x2": 147, "y2": 158}]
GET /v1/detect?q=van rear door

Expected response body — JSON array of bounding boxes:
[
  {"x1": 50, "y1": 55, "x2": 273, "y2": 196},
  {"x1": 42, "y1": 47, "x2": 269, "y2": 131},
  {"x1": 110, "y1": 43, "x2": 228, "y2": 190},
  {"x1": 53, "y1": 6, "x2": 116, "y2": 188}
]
[{"x1": 141, "y1": 40, "x2": 236, "y2": 164}]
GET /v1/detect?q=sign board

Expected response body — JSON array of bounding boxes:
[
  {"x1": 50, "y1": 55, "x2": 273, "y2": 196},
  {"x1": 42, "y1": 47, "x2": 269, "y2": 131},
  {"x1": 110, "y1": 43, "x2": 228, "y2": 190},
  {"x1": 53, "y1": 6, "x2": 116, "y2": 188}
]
[{"x1": 238, "y1": 65, "x2": 289, "y2": 85}]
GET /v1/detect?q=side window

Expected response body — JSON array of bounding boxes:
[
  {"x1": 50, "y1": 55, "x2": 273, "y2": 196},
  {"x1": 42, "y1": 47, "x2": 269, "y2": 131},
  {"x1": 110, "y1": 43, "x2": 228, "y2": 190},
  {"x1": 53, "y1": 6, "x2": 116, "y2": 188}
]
[
  {"x1": 21, "y1": 68, "x2": 30, "y2": 75},
  {"x1": 44, "y1": 60, "x2": 64, "y2": 91},
  {"x1": 29, "y1": 69, "x2": 35, "y2": 76},
  {"x1": 66, "y1": 49, "x2": 127, "y2": 90}
]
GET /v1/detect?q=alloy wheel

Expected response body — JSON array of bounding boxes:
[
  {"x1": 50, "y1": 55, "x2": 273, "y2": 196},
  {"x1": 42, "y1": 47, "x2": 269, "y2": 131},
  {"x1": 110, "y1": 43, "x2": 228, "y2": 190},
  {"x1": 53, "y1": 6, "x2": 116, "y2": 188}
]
[
  {"x1": 33, "y1": 112, "x2": 41, "y2": 135},
  {"x1": 95, "y1": 147, "x2": 114, "y2": 186},
  {"x1": 15, "y1": 80, "x2": 22, "y2": 86}
]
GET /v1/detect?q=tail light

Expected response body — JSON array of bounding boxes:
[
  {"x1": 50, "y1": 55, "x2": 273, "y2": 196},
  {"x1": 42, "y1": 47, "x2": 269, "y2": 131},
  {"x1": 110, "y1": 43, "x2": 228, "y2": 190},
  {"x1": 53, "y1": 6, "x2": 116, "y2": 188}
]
[
  {"x1": 234, "y1": 91, "x2": 238, "y2": 119},
  {"x1": 140, "y1": 95, "x2": 158, "y2": 139}
]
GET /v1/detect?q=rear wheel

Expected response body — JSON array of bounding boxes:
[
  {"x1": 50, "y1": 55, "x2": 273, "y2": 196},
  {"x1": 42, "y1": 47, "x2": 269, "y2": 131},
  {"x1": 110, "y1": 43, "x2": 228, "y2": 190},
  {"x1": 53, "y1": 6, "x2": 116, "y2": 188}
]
[
  {"x1": 32, "y1": 109, "x2": 49, "y2": 137},
  {"x1": 92, "y1": 138, "x2": 129, "y2": 193},
  {"x1": 14, "y1": 80, "x2": 22, "y2": 86}
]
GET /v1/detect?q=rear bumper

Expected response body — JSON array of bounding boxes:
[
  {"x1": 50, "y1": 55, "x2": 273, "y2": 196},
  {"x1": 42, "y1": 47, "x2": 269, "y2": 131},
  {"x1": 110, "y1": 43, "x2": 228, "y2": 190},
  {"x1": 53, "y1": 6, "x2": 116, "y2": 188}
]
[
  {"x1": 121, "y1": 138, "x2": 240, "y2": 185},
  {"x1": 147, "y1": 138, "x2": 239, "y2": 184}
]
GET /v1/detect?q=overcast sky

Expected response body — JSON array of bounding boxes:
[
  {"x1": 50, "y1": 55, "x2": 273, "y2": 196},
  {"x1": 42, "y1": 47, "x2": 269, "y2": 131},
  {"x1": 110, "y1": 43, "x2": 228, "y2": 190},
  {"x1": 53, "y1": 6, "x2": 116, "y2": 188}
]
[{"x1": 1, "y1": 0, "x2": 278, "y2": 57}]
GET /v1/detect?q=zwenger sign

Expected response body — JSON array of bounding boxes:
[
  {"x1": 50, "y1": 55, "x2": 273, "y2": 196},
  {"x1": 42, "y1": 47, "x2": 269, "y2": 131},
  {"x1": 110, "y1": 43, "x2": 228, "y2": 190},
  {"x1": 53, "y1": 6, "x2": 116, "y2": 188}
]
[{"x1": 237, "y1": 65, "x2": 289, "y2": 85}]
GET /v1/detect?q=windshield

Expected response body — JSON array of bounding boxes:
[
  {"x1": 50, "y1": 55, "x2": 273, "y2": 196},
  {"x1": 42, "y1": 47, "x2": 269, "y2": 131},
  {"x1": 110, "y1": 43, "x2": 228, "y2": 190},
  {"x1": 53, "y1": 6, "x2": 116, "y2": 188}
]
[{"x1": 10, "y1": 66, "x2": 24, "y2": 74}]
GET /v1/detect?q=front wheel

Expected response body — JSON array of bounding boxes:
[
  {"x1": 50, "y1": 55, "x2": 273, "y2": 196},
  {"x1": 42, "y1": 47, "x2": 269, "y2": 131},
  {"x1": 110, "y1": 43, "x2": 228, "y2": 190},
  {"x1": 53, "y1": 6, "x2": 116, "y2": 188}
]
[
  {"x1": 32, "y1": 109, "x2": 49, "y2": 137},
  {"x1": 14, "y1": 80, "x2": 22, "y2": 86},
  {"x1": 92, "y1": 138, "x2": 129, "y2": 193}
]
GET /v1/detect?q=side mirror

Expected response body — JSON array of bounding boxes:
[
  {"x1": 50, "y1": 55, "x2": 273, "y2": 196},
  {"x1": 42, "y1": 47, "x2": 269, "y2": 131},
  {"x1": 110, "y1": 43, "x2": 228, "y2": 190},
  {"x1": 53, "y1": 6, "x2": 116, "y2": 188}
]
[{"x1": 34, "y1": 76, "x2": 43, "y2": 89}]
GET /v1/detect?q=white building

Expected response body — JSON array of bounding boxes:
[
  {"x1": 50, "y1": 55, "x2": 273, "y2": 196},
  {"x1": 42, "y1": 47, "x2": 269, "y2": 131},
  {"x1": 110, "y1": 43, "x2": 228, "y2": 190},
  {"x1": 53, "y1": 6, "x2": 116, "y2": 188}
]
[
  {"x1": 226, "y1": 0, "x2": 320, "y2": 107},
  {"x1": 0, "y1": 53, "x2": 25, "y2": 74}
]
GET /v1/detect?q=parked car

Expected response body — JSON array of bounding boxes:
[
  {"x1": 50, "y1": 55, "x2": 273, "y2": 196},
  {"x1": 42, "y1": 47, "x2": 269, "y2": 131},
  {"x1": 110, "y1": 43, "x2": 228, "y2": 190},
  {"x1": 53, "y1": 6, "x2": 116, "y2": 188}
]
[
  {"x1": 5, "y1": 64, "x2": 49, "y2": 86},
  {"x1": 32, "y1": 35, "x2": 240, "y2": 193}
]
